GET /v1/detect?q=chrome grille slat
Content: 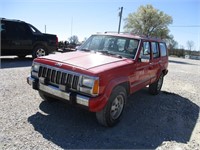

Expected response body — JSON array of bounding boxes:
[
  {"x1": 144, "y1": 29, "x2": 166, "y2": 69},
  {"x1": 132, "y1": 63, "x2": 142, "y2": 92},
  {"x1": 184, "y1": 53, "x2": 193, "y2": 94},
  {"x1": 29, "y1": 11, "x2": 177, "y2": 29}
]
[
  {"x1": 56, "y1": 71, "x2": 61, "y2": 84},
  {"x1": 38, "y1": 66, "x2": 79, "y2": 90},
  {"x1": 61, "y1": 73, "x2": 67, "y2": 85},
  {"x1": 43, "y1": 67, "x2": 47, "y2": 77},
  {"x1": 72, "y1": 76, "x2": 79, "y2": 89},
  {"x1": 51, "y1": 70, "x2": 56, "y2": 82},
  {"x1": 54, "y1": 70, "x2": 57, "y2": 82}
]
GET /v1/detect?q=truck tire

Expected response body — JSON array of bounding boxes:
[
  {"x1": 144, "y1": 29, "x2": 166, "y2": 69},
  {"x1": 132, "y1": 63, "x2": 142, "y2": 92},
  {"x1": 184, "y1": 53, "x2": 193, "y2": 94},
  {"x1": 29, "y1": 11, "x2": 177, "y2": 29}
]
[
  {"x1": 149, "y1": 73, "x2": 164, "y2": 95},
  {"x1": 39, "y1": 91, "x2": 55, "y2": 102},
  {"x1": 96, "y1": 86, "x2": 127, "y2": 127},
  {"x1": 32, "y1": 45, "x2": 48, "y2": 58}
]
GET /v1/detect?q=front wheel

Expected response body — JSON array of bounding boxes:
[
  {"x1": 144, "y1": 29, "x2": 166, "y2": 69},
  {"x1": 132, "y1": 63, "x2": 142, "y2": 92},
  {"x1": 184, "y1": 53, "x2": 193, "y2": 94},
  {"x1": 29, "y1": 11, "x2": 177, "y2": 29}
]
[
  {"x1": 149, "y1": 73, "x2": 164, "y2": 95},
  {"x1": 32, "y1": 45, "x2": 48, "y2": 58},
  {"x1": 96, "y1": 86, "x2": 127, "y2": 127}
]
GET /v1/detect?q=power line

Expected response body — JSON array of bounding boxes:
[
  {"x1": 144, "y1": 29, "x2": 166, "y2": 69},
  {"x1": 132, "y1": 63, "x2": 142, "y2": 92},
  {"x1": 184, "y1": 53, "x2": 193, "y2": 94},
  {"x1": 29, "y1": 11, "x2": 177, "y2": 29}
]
[{"x1": 170, "y1": 25, "x2": 200, "y2": 27}]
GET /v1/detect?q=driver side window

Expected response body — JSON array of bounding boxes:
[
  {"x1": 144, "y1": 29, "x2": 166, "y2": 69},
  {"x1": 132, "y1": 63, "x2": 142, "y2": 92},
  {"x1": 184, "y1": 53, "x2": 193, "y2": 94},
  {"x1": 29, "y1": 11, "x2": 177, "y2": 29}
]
[{"x1": 139, "y1": 41, "x2": 151, "y2": 61}]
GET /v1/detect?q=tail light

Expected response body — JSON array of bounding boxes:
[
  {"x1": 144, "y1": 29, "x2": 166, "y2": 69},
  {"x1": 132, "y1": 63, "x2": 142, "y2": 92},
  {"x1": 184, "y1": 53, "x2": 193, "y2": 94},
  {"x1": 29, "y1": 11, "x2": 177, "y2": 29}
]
[{"x1": 56, "y1": 36, "x2": 58, "y2": 46}]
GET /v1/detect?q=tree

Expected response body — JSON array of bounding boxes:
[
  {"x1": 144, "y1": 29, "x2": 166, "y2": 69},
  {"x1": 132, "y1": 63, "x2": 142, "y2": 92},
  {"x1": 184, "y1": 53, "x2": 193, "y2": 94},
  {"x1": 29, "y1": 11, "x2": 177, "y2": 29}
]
[
  {"x1": 165, "y1": 35, "x2": 178, "y2": 50},
  {"x1": 124, "y1": 4, "x2": 173, "y2": 39},
  {"x1": 186, "y1": 40, "x2": 194, "y2": 51},
  {"x1": 68, "y1": 35, "x2": 79, "y2": 44}
]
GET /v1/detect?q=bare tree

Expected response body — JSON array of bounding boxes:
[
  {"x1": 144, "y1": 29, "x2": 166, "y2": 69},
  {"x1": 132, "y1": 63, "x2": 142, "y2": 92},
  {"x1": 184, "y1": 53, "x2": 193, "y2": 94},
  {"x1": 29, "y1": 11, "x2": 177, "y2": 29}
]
[
  {"x1": 186, "y1": 40, "x2": 194, "y2": 51},
  {"x1": 68, "y1": 35, "x2": 79, "y2": 44}
]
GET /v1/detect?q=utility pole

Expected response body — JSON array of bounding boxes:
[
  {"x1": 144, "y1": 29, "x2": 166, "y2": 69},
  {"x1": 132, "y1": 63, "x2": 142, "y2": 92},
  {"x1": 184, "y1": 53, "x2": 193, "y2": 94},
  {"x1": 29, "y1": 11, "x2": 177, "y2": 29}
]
[
  {"x1": 45, "y1": 25, "x2": 46, "y2": 33},
  {"x1": 71, "y1": 17, "x2": 73, "y2": 37},
  {"x1": 118, "y1": 7, "x2": 123, "y2": 34}
]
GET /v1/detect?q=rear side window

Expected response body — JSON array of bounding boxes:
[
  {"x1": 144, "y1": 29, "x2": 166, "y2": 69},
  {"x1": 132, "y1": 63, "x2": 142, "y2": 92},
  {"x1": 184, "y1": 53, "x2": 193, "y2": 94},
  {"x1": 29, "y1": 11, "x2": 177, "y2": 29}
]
[
  {"x1": 151, "y1": 42, "x2": 160, "y2": 58},
  {"x1": 28, "y1": 24, "x2": 42, "y2": 34},
  {"x1": 159, "y1": 43, "x2": 167, "y2": 56},
  {"x1": 6, "y1": 22, "x2": 31, "y2": 38}
]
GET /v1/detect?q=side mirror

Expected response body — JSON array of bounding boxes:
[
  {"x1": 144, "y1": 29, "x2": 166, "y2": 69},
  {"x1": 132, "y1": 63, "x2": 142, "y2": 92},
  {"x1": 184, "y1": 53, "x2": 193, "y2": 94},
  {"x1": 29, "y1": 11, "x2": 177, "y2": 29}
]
[{"x1": 138, "y1": 55, "x2": 150, "y2": 63}]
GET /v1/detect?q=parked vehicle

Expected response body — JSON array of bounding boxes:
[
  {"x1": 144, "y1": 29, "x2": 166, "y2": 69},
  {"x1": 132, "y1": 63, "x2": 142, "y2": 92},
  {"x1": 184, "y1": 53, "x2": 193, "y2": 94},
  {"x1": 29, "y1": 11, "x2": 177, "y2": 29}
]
[
  {"x1": 27, "y1": 32, "x2": 168, "y2": 126},
  {"x1": 1, "y1": 18, "x2": 58, "y2": 58}
]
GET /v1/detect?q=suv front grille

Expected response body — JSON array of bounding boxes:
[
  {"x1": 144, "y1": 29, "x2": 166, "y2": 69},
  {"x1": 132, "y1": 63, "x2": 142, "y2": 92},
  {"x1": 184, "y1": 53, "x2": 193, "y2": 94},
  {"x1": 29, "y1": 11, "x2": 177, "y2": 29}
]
[{"x1": 38, "y1": 66, "x2": 80, "y2": 90}]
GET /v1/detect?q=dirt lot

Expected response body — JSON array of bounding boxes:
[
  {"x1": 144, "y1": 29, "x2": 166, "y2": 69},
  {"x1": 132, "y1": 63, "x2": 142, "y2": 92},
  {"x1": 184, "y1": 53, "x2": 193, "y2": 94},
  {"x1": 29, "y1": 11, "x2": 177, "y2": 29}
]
[{"x1": 0, "y1": 56, "x2": 200, "y2": 149}]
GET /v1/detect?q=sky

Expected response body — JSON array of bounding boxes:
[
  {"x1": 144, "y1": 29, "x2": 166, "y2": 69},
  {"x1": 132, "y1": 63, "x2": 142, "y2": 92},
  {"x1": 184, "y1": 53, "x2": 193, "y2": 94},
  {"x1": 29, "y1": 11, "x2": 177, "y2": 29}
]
[{"x1": 1, "y1": 0, "x2": 200, "y2": 50}]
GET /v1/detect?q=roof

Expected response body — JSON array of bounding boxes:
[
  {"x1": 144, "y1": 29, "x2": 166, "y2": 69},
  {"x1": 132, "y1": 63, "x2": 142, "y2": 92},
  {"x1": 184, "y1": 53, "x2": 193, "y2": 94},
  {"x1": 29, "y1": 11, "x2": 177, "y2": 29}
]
[{"x1": 0, "y1": 18, "x2": 25, "y2": 23}]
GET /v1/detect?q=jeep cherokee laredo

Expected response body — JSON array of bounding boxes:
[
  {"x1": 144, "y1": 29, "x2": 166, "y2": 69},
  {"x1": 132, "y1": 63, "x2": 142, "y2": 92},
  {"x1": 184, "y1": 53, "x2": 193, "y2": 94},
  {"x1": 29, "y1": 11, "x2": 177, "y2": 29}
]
[{"x1": 27, "y1": 33, "x2": 168, "y2": 127}]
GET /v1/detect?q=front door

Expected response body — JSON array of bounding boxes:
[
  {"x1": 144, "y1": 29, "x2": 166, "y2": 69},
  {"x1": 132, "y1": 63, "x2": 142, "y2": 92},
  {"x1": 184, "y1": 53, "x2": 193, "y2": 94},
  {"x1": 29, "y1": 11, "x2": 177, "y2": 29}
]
[{"x1": 130, "y1": 41, "x2": 152, "y2": 93}]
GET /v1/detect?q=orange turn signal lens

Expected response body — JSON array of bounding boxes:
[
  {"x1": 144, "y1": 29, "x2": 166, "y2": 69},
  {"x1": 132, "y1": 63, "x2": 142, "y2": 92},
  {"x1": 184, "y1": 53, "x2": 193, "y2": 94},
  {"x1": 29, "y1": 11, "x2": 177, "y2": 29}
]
[{"x1": 92, "y1": 80, "x2": 99, "y2": 94}]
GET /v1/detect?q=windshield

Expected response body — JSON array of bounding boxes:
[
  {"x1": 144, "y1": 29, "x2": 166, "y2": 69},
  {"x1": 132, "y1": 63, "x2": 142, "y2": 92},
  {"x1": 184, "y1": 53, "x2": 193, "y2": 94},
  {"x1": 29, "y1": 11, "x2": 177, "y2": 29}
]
[{"x1": 78, "y1": 35, "x2": 139, "y2": 59}]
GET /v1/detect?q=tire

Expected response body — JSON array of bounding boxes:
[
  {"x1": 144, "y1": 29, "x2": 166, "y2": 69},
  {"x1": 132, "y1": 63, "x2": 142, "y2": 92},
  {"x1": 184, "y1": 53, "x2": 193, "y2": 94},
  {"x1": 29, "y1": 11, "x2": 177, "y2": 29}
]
[
  {"x1": 39, "y1": 91, "x2": 56, "y2": 102},
  {"x1": 32, "y1": 45, "x2": 48, "y2": 58},
  {"x1": 96, "y1": 86, "x2": 127, "y2": 127},
  {"x1": 149, "y1": 73, "x2": 164, "y2": 95}
]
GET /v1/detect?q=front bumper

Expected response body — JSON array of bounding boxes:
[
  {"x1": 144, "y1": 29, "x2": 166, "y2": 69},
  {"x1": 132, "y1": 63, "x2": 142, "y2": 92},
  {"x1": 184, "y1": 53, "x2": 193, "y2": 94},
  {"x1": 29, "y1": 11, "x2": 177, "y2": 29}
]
[{"x1": 27, "y1": 76, "x2": 89, "y2": 107}]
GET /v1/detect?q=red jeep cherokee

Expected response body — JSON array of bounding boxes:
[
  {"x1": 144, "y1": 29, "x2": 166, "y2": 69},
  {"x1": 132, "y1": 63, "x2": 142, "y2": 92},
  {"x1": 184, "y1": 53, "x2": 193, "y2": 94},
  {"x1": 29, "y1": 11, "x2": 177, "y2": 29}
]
[{"x1": 27, "y1": 33, "x2": 168, "y2": 127}]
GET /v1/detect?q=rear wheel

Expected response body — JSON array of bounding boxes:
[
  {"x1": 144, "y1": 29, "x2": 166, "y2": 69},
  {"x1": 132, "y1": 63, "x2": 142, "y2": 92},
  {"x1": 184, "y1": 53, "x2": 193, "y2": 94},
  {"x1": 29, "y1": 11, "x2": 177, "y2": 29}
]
[
  {"x1": 32, "y1": 45, "x2": 47, "y2": 58},
  {"x1": 96, "y1": 86, "x2": 127, "y2": 127},
  {"x1": 149, "y1": 73, "x2": 164, "y2": 95},
  {"x1": 39, "y1": 91, "x2": 56, "y2": 102}
]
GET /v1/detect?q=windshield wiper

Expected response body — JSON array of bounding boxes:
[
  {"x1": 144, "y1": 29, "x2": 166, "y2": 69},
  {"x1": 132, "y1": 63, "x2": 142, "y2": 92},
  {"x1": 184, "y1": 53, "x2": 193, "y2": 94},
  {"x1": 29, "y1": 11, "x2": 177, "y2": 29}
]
[{"x1": 98, "y1": 50, "x2": 123, "y2": 58}]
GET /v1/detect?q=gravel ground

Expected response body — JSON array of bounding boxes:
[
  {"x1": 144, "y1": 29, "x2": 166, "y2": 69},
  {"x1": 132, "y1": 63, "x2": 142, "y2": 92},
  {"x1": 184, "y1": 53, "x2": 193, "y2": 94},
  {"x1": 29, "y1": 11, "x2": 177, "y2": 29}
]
[{"x1": 0, "y1": 56, "x2": 200, "y2": 149}]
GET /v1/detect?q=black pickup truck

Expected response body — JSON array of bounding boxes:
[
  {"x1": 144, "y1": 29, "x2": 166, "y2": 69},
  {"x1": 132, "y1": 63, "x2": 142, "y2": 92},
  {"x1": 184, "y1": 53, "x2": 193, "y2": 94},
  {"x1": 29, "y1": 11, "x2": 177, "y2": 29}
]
[{"x1": 1, "y1": 18, "x2": 58, "y2": 58}]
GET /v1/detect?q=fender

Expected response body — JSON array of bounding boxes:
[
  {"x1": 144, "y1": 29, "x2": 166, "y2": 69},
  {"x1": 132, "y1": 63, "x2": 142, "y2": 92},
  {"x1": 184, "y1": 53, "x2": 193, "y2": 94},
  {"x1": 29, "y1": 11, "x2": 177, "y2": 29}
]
[{"x1": 89, "y1": 76, "x2": 129, "y2": 112}]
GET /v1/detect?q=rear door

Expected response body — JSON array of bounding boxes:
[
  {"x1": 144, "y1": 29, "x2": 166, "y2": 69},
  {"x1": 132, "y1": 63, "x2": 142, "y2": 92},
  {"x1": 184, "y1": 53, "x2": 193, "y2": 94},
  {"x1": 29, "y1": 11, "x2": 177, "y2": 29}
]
[
  {"x1": 159, "y1": 42, "x2": 168, "y2": 70},
  {"x1": 149, "y1": 41, "x2": 161, "y2": 83},
  {"x1": 5, "y1": 21, "x2": 32, "y2": 55}
]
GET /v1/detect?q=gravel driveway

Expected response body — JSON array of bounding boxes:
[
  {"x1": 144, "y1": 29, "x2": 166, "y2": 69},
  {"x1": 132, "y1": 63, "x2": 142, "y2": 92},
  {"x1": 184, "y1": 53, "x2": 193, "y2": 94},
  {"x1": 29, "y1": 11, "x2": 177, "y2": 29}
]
[{"x1": 0, "y1": 56, "x2": 200, "y2": 149}]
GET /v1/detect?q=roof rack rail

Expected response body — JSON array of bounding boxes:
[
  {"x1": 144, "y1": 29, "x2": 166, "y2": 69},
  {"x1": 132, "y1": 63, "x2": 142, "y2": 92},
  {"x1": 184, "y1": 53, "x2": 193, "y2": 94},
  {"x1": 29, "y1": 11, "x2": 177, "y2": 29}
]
[
  {"x1": 104, "y1": 31, "x2": 133, "y2": 34},
  {"x1": 104, "y1": 31, "x2": 141, "y2": 36},
  {"x1": 96, "y1": 31, "x2": 163, "y2": 40}
]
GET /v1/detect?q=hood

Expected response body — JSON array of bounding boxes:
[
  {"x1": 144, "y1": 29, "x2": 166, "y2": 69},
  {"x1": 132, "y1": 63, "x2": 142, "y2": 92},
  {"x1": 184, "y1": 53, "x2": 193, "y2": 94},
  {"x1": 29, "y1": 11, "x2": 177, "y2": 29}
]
[{"x1": 41, "y1": 51, "x2": 129, "y2": 70}]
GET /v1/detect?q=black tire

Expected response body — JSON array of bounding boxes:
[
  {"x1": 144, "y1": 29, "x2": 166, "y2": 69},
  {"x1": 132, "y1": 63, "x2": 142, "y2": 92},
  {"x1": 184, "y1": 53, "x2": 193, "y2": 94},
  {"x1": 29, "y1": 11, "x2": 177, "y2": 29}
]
[
  {"x1": 39, "y1": 91, "x2": 56, "y2": 102},
  {"x1": 149, "y1": 73, "x2": 164, "y2": 95},
  {"x1": 96, "y1": 86, "x2": 127, "y2": 127},
  {"x1": 32, "y1": 45, "x2": 48, "y2": 59}
]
